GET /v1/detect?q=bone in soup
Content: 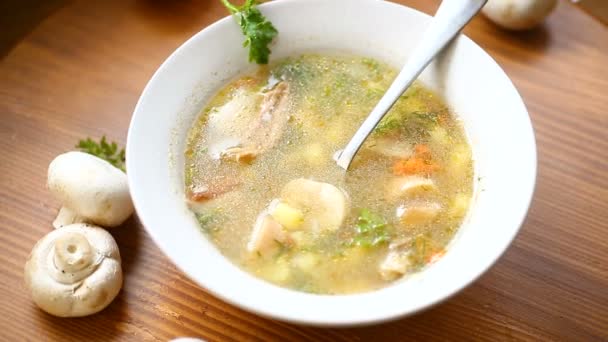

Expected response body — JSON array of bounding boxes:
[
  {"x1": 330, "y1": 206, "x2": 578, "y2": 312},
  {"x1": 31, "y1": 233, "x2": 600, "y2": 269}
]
[{"x1": 185, "y1": 54, "x2": 473, "y2": 294}]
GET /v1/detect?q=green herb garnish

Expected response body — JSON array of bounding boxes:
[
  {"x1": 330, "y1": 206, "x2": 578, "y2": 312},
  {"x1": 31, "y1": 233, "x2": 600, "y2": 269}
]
[
  {"x1": 374, "y1": 111, "x2": 441, "y2": 137},
  {"x1": 374, "y1": 117, "x2": 401, "y2": 135},
  {"x1": 195, "y1": 211, "x2": 220, "y2": 234},
  {"x1": 76, "y1": 136, "x2": 125, "y2": 172},
  {"x1": 221, "y1": 0, "x2": 278, "y2": 64},
  {"x1": 349, "y1": 209, "x2": 390, "y2": 247},
  {"x1": 272, "y1": 57, "x2": 317, "y2": 88},
  {"x1": 411, "y1": 111, "x2": 440, "y2": 125},
  {"x1": 362, "y1": 58, "x2": 380, "y2": 70}
]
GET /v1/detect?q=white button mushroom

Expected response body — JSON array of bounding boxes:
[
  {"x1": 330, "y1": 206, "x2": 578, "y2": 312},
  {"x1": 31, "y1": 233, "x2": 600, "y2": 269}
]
[
  {"x1": 482, "y1": 0, "x2": 557, "y2": 31},
  {"x1": 24, "y1": 223, "x2": 123, "y2": 317},
  {"x1": 48, "y1": 151, "x2": 133, "y2": 228}
]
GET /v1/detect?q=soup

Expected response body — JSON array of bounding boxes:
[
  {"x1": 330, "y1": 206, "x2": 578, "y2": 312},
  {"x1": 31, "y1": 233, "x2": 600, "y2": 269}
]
[{"x1": 185, "y1": 54, "x2": 473, "y2": 294}]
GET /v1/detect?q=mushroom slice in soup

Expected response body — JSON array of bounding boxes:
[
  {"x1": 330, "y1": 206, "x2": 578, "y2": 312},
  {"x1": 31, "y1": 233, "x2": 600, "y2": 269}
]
[
  {"x1": 280, "y1": 178, "x2": 349, "y2": 232},
  {"x1": 396, "y1": 201, "x2": 442, "y2": 226},
  {"x1": 386, "y1": 175, "x2": 437, "y2": 200}
]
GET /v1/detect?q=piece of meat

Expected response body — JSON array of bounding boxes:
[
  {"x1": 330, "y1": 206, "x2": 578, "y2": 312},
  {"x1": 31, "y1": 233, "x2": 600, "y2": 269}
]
[
  {"x1": 221, "y1": 82, "x2": 291, "y2": 162},
  {"x1": 220, "y1": 146, "x2": 258, "y2": 164},
  {"x1": 188, "y1": 178, "x2": 240, "y2": 202},
  {"x1": 194, "y1": 82, "x2": 291, "y2": 202},
  {"x1": 380, "y1": 250, "x2": 412, "y2": 280},
  {"x1": 206, "y1": 90, "x2": 260, "y2": 150},
  {"x1": 379, "y1": 238, "x2": 412, "y2": 280}
]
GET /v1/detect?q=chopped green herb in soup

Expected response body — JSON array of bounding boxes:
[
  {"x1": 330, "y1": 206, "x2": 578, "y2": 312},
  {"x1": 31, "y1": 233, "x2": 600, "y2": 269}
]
[{"x1": 185, "y1": 54, "x2": 473, "y2": 294}]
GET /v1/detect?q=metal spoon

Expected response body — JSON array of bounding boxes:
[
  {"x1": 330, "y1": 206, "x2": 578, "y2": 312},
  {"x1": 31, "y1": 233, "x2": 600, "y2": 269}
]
[{"x1": 335, "y1": 0, "x2": 487, "y2": 170}]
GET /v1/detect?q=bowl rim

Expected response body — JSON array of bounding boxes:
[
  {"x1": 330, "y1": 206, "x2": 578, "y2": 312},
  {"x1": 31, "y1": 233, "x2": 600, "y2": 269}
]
[{"x1": 127, "y1": 0, "x2": 537, "y2": 326}]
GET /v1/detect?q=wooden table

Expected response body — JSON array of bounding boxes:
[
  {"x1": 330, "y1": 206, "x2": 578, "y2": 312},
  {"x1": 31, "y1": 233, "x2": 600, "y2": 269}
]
[{"x1": 1, "y1": 0, "x2": 606, "y2": 340}]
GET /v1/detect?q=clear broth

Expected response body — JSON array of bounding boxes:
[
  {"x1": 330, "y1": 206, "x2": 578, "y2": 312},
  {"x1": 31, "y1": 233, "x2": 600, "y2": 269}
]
[{"x1": 185, "y1": 54, "x2": 473, "y2": 294}]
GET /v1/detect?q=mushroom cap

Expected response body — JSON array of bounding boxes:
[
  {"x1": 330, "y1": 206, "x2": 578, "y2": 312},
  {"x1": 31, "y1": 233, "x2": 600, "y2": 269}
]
[
  {"x1": 48, "y1": 151, "x2": 133, "y2": 227},
  {"x1": 482, "y1": 0, "x2": 557, "y2": 31},
  {"x1": 24, "y1": 223, "x2": 123, "y2": 317}
]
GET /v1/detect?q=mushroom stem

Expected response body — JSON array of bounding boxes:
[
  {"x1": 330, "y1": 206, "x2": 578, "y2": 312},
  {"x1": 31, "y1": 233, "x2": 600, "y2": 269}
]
[
  {"x1": 53, "y1": 232, "x2": 94, "y2": 273},
  {"x1": 53, "y1": 206, "x2": 86, "y2": 229}
]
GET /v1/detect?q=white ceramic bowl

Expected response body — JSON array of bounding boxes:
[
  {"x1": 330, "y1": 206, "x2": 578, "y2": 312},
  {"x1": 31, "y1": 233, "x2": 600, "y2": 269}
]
[{"x1": 127, "y1": 0, "x2": 536, "y2": 326}]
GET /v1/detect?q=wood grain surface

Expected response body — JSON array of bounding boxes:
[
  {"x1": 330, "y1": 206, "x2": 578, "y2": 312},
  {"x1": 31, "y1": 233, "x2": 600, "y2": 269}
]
[{"x1": 1, "y1": 0, "x2": 607, "y2": 341}]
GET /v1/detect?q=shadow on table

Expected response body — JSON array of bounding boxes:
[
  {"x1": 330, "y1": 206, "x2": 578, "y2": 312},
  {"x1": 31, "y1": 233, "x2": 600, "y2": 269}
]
[
  {"x1": 478, "y1": 16, "x2": 553, "y2": 62},
  {"x1": 304, "y1": 275, "x2": 501, "y2": 341},
  {"x1": 134, "y1": 0, "x2": 217, "y2": 35},
  {"x1": 266, "y1": 284, "x2": 491, "y2": 341},
  {"x1": 113, "y1": 215, "x2": 145, "y2": 280},
  {"x1": 0, "y1": 0, "x2": 67, "y2": 58}
]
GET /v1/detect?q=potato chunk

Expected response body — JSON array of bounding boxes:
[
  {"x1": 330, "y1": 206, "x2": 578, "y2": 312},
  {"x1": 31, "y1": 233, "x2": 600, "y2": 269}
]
[
  {"x1": 449, "y1": 143, "x2": 472, "y2": 175},
  {"x1": 270, "y1": 202, "x2": 304, "y2": 230},
  {"x1": 449, "y1": 193, "x2": 471, "y2": 219},
  {"x1": 300, "y1": 143, "x2": 327, "y2": 166},
  {"x1": 259, "y1": 257, "x2": 291, "y2": 284},
  {"x1": 292, "y1": 252, "x2": 320, "y2": 273}
]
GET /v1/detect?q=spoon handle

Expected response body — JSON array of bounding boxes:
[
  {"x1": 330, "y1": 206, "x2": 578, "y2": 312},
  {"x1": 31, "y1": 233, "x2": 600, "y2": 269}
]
[{"x1": 336, "y1": 0, "x2": 487, "y2": 170}]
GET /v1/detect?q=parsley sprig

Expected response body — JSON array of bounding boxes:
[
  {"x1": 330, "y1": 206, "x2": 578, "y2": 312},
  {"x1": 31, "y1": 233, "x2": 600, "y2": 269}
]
[
  {"x1": 349, "y1": 209, "x2": 390, "y2": 247},
  {"x1": 221, "y1": 0, "x2": 278, "y2": 64},
  {"x1": 76, "y1": 136, "x2": 126, "y2": 172}
]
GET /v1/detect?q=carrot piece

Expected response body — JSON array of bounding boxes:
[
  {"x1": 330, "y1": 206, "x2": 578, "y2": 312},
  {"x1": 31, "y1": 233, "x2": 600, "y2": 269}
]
[
  {"x1": 414, "y1": 144, "x2": 432, "y2": 160},
  {"x1": 392, "y1": 157, "x2": 423, "y2": 175},
  {"x1": 414, "y1": 144, "x2": 430, "y2": 155},
  {"x1": 392, "y1": 143, "x2": 439, "y2": 175},
  {"x1": 392, "y1": 156, "x2": 439, "y2": 175},
  {"x1": 429, "y1": 250, "x2": 446, "y2": 264}
]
